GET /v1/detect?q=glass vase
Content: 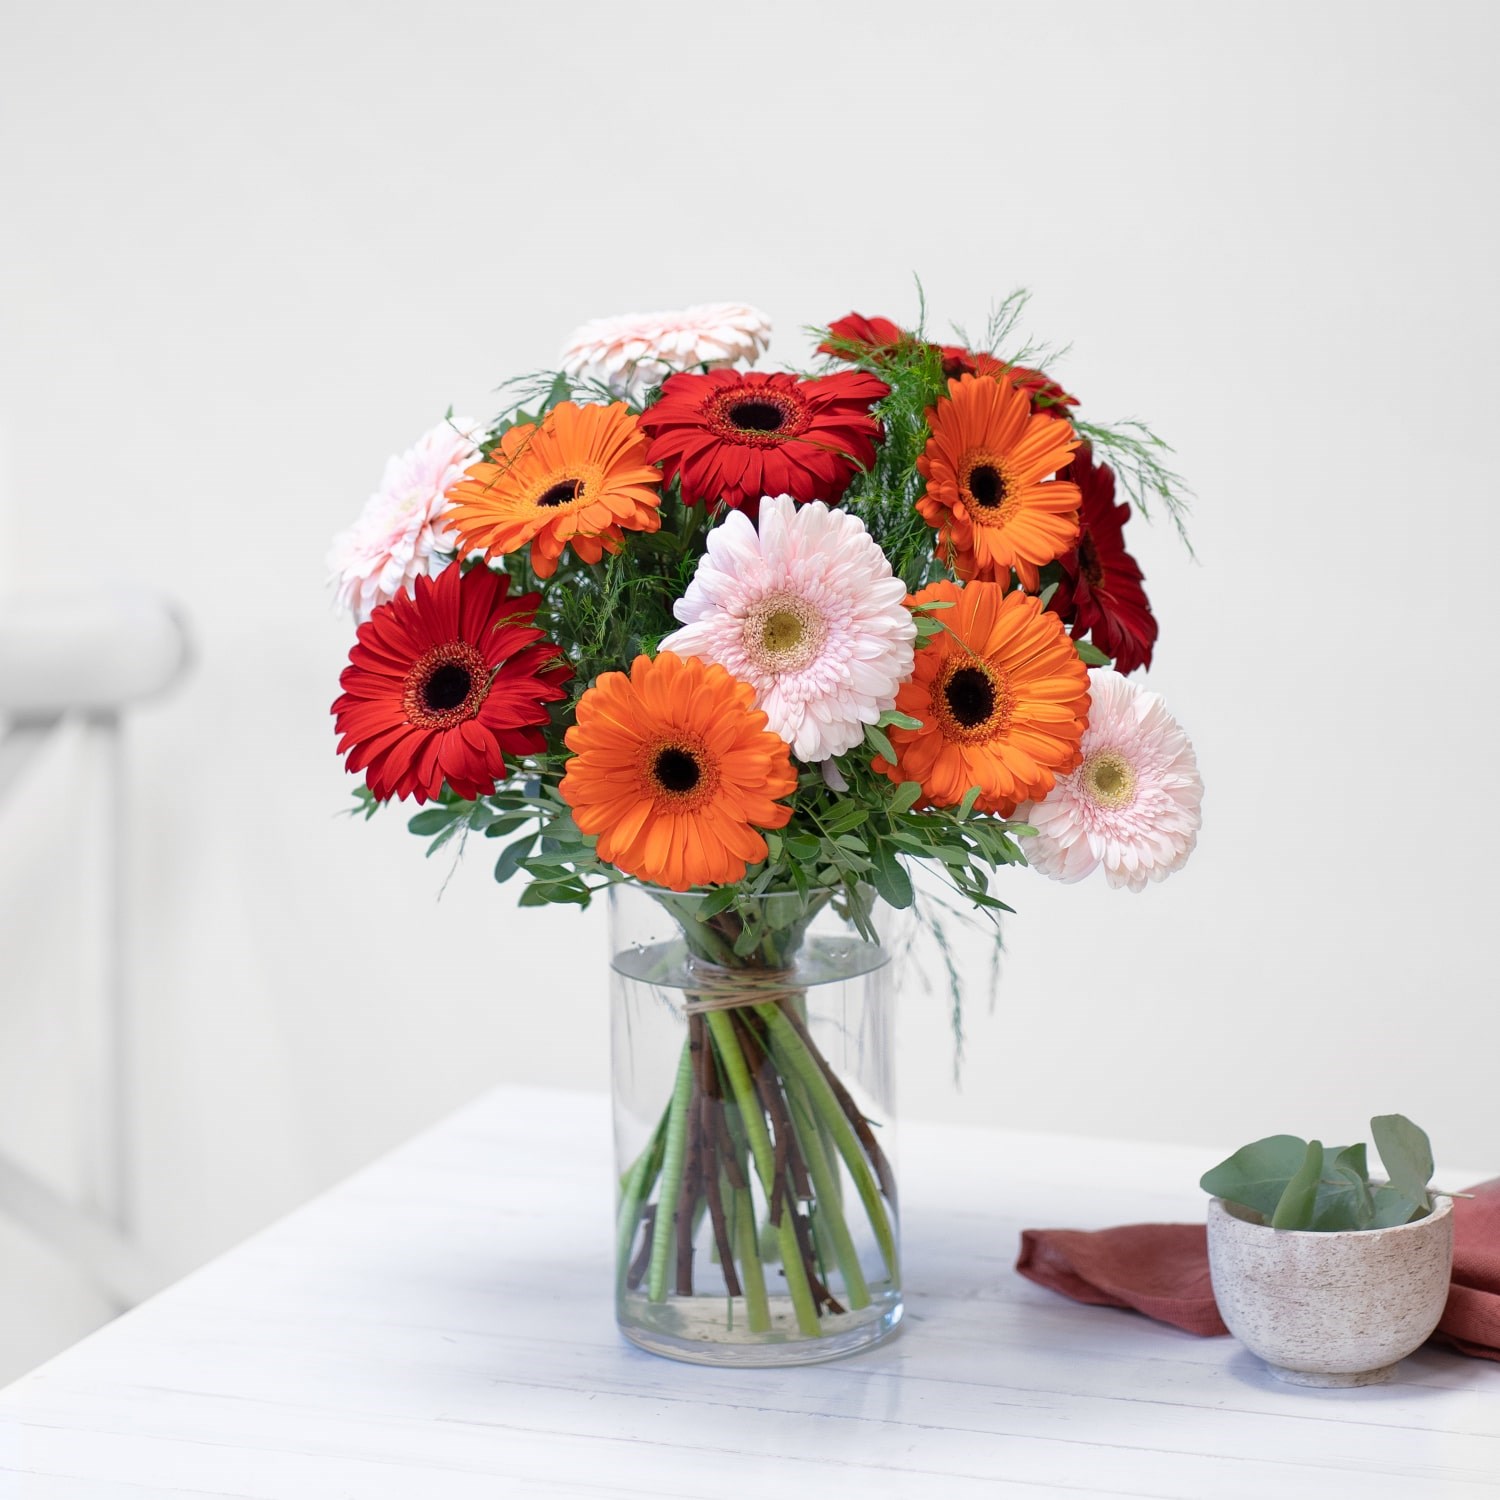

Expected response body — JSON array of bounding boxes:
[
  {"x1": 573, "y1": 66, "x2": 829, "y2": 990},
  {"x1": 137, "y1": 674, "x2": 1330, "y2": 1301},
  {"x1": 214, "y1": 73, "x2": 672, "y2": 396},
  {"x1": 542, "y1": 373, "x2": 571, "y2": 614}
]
[{"x1": 609, "y1": 882, "x2": 902, "y2": 1366}]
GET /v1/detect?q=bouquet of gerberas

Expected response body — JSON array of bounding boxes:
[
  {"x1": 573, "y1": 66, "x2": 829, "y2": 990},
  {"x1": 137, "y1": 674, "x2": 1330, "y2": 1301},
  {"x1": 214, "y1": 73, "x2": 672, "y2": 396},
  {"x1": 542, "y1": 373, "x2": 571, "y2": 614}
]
[{"x1": 328, "y1": 296, "x2": 1203, "y2": 1363}]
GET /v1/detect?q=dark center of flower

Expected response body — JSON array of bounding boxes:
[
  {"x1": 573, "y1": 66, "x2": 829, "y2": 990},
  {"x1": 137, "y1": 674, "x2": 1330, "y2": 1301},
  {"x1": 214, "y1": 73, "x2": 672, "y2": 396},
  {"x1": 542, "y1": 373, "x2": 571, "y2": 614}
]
[
  {"x1": 967, "y1": 464, "x2": 1006, "y2": 509},
  {"x1": 537, "y1": 479, "x2": 583, "y2": 508},
  {"x1": 423, "y1": 662, "x2": 473, "y2": 712},
  {"x1": 728, "y1": 400, "x2": 785, "y2": 433},
  {"x1": 402, "y1": 639, "x2": 491, "y2": 731},
  {"x1": 944, "y1": 666, "x2": 996, "y2": 728},
  {"x1": 653, "y1": 746, "x2": 702, "y2": 794},
  {"x1": 1079, "y1": 534, "x2": 1104, "y2": 588}
]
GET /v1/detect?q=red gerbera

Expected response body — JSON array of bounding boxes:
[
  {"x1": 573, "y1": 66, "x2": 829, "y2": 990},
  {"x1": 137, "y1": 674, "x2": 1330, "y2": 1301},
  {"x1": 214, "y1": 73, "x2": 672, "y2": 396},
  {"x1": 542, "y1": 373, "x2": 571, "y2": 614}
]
[
  {"x1": 816, "y1": 313, "x2": 908, "y2": 361},
  {"x1": 332, "y1": 561, "x2": 571, "y2": 804},
  {"x1": 937, "y1": 348, "x2": 1078, "y2": 418},
  {"x1": 1049, "y1": 446, "x2": 1158, "y2": 674},
  {"x1": 638, "y1": 368, "x2": 889, "y2": 513},
  {"x1": 818, "y1": 312, "x2": 1077, "y2": 417}
]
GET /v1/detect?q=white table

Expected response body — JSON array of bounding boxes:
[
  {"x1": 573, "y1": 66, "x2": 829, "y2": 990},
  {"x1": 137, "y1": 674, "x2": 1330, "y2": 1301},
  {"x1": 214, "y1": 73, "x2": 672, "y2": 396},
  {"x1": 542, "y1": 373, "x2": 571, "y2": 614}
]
[{"x1": 1, "y1": 1087, "x2": 1495, "y2": 1498}]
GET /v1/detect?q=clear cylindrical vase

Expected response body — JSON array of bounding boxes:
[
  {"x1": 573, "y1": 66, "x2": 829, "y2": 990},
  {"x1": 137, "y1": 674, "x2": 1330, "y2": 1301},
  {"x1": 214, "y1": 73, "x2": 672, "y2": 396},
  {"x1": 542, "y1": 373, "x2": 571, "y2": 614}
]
[{"x1": 610, "y1": 882, "x2": 902, "y2": 1366}]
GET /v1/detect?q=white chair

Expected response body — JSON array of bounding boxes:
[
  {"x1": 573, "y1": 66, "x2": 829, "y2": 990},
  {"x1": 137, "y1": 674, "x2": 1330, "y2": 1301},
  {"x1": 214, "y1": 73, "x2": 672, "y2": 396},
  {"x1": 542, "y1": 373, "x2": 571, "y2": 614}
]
[{"x1": 0, "y1": 587, "x2": 190, "y2": 1307}]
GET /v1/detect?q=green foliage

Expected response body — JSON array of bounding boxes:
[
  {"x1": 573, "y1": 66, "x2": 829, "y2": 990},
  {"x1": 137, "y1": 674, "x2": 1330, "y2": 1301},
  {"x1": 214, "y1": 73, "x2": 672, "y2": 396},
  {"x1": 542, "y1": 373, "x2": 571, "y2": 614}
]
[{"x1": 1201, "y1": 1116, "x2": 1440, "y2": 1232}]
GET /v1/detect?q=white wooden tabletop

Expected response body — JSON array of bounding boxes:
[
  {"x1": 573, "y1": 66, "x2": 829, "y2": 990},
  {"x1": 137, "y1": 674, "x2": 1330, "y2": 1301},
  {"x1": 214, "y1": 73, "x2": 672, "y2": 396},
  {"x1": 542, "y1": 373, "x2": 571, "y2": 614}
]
[{"x1": 1, "y1": 1086, "x2": 1496, "y2": 1499}]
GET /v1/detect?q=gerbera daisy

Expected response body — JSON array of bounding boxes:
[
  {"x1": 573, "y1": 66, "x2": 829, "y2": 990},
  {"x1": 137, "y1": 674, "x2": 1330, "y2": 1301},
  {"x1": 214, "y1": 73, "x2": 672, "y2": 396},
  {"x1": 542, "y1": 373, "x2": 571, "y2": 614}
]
[
  {"x1": 816, "y1": 313, "x2": 908, "y2": 361},
  {"x1": 332, "y1": 561, "x2": 570, "y2": 804},
  {"x1": 445, "y1": 401, "x2": 662, "y2": 579},
  {"x1": 638, "y1": 368, "x2": 889, "y2": 514},
  {"x1": 1015, "y1": 668, "x2": 1201, "y2": 890},
  {"x1": 327, "y1": 417, "x2": 481, "y2": 622},
  {"x1": 872, "y1": 580, "x2": 1089, "y2": 815},
  {"x1": 916, "y1": 373, "x2": 1081, "y2": 590},
  {"x1": 559, "y1": 652, "x2": 796, "y2": 891},
  {"x1": 937, "y1": 348, "x2": 1078, "y2": 417},
  {"x1": 561, "y1": 302, "x2": 772, "y2": 404},
  {"x1": 660, "y1": 495, "x2": 916, "y2": 763},
  {"x1": 818, "y1": 314, "x2": 1077, "y2": 416},
  {"x1": 1050, "y1": 447, "x2": 1158, "y2": 674}
]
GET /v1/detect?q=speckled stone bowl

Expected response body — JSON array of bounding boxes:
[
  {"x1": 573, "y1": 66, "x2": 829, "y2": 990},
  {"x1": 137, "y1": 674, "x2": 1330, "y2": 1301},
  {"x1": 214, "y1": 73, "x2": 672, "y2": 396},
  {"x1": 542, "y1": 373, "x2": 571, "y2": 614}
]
[{"x1": 1206, "y1": 1195, "x2": 1454, "y2": 1386}]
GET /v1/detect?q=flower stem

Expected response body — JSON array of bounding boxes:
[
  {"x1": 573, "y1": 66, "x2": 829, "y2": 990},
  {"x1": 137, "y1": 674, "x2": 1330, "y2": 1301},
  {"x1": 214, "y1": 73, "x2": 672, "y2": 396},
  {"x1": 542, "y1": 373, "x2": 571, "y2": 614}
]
[
  {"x1": 731, "y1": 1183, "x2": 770, "y2": 1332},
  {"x1": 757, "y1": 1003, "x2": 899, "y2": 1284},
  {"x1": 783, "y1": 1072, "x2": 870, "y2": 1309},
  {"x1": 647, "y1": 1043, "x2": 695, "y2": 1303},
  {"x1": 705, "y1": 1009, "x2": 821, "y2": 1336}
]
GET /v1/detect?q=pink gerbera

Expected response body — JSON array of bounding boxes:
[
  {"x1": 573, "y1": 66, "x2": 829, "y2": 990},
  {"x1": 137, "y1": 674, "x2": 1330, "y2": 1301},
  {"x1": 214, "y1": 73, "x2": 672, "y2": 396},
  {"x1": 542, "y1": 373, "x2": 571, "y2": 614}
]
[
  {"x1": 561, "y1": 302, "x2": 772, "y2": 403},
  {"x1": 1015, "y1": 668, "x2": 1202, "y2": 890},
  {"x1": 327, "y1": 418, "x2": 481, "y2": 622},
  {"x1": 660, "y1": 495, "x2": 915, "y2": 762}
]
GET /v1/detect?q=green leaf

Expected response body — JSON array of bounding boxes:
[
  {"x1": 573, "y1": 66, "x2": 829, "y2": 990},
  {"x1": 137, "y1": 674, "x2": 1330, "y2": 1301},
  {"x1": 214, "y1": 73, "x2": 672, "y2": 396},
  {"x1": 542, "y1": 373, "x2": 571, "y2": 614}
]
[
  {"x1": 482, "y1": 811, "x2": 535, "y2": 837},
  {"x1": 1311, "y1": 1144, "x2": 1374, "y2": 1230},
  {"x1": 1075, "y1": 639, "x2": 1111, "y2": 666},
  {"x1": 1272, "y1": 1139, "x2": 1324, "y2": 1230},
  {"x1": 1368, "y1": 1182, "x2": 1427, "y2": 1229},
  {"x1": 408, "y1": 807, "x2": 459, "y2": 836},
  {"x1": 695, "y1": 887, "x2": 739, "y2": 919},
  {"x1": 879, "y1": 710, "x2": 924, "y2": 731},
  {"x1": 493, "y1": 833, "x2": 538, "y2": 884},
  {"x1": 956, "y1": 786, "x2": 982, "y2": 820},
  {"x1": 1036, "y1": 581, "x2": 1060, "y2": 610},
  {"x1": 864, "y1": 723, "x2": 897, "y2": 764},
  {"x1": 889, "y1": 781, "x2": 924, "y2": 816},
  {"x1": 868, "y1": 842, "x2": 913, "y2": 909},
  {"x1": 1371, "y1": 1114, "x2": 1434, "y2": 1213},
  {"x1": 784, "y1": 833, "x2": 821, "y2": 861},
  {"x1": 1200, "y1": 1134, "x2": 1311, "y2": 1219}
]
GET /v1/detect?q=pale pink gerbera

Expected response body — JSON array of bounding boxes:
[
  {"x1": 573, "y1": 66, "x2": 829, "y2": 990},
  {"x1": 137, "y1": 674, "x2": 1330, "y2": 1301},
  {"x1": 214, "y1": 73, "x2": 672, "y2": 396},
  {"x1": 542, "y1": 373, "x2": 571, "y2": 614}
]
[
  {"x1": 661, "y1": 495, "x2": 915, "y2": 763},
  {"x1": 327, "y1": 418, "x2": 482, "y2": 622},
  {"x1": 560, "y1": 303, "x2": 772, "y2": 403},
  {"x1": 1015, "y1": 668, "x2": 1202, "y2": 891}
]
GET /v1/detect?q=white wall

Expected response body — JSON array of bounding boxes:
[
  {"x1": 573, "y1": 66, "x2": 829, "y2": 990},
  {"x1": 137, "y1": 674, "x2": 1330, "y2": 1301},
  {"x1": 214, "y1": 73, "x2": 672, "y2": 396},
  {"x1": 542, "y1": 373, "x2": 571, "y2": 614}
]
[{"x1": 3, "y1": 0, "x2": 1498, "y2": 1378}]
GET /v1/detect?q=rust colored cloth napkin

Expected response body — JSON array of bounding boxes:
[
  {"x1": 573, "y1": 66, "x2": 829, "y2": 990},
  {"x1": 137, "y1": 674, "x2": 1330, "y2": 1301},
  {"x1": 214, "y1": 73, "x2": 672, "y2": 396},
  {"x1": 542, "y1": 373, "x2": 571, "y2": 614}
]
[{"x1": 1016, "y1": 1179, "x2": 1500, "y2": 1360}]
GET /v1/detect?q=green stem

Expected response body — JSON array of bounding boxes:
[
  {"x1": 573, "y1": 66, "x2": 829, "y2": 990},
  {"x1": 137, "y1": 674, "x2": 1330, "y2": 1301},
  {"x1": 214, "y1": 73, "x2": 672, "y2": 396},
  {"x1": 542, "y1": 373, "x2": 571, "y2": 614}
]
[
  {"x1": 616, "y1": 1116, "x2": 666, "y2": 1291},
  {"x1": 647, "y1": 1044, "x2": 695, "y2": 1303},
  {"x1": 731, "y1": 1183, "x2": 770, "y2": 1333},
  {"x1": 757, "y1": 1003, "x2": 899, "y2": 1285},
  {"x1": 783, "y1": 1073, "x2": 870, "y2": 1309},
  {"x1": 705, "y1": 1010, "x2": 821, "y2": 1336}
]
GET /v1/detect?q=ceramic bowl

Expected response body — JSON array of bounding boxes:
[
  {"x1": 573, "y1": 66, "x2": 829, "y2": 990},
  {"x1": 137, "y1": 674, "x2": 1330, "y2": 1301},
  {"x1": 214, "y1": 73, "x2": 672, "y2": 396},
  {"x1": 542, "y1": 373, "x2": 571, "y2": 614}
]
[{"x1": 1206, "y1": 1194, "x2": 1454, "y2": 1386}]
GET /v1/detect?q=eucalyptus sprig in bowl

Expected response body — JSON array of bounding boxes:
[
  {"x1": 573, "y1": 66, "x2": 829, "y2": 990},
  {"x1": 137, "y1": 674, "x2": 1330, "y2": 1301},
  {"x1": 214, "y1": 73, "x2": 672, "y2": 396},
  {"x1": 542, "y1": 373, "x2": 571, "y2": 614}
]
[{"x1": 1202, "y1": 1115, "x2": 1455, "y2": 1386}]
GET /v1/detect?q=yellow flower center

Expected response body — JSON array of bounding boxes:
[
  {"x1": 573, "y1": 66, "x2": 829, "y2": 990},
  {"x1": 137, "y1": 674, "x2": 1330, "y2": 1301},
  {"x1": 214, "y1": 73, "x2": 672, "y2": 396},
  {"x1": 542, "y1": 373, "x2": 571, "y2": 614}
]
[
  {"x1": 1082, "y1": 749, "x2": 1136, "y2": 808},
  {"x1": 762, "y1": 609, "x2": 804, "y2": 654},
  {"x1": 742, "y1": 593, "x2": 825, "y2": 674}
]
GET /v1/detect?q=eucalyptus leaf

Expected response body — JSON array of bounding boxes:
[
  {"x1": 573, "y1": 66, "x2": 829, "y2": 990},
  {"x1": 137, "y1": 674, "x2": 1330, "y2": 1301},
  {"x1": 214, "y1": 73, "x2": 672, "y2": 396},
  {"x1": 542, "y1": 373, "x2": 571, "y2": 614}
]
[
  {"x1": 1075, "y1": 639, "x2": 1112, "y2": 666},
  {"x1": 1368, "y1": 1182, "x2": 1427, "y2": 1229},
  {"x1": 1371, "y1": 1114, "x2": 1434, "y2": 1213},
  {"x1": 1308, "y1": 1144, "x2": 1374, "y2": 1230},
  {"x1": 1200, "y1": 1135, "x2": 1312, "y2": 1219},
  {"x1": 1272, "y1": 1139, "x2": 1324, "y2": 1229}
]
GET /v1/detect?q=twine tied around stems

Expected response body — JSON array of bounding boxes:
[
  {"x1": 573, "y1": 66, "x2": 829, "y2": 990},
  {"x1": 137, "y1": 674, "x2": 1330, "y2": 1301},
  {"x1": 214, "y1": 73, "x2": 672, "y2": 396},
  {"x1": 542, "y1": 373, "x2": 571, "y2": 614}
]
[{"x1": 680, "y1": 958, "x2": 801, "y2": 1015}]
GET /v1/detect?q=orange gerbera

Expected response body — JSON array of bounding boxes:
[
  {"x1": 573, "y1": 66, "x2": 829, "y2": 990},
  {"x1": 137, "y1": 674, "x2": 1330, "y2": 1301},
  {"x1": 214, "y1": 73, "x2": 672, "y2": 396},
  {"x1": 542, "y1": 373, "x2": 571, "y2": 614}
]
[
  {"x1": 560, "y1": 652, "x2": 797, "y2": 891},
  {"x1": 873, "y1": 581, "x2": 1090, "y2": 815},
  {"x1": 446, "y1": 401, "x2": 661, "y2": 579},
  {"x1": 915, "y1": 374, "x2": 1081, "y2": 591}
]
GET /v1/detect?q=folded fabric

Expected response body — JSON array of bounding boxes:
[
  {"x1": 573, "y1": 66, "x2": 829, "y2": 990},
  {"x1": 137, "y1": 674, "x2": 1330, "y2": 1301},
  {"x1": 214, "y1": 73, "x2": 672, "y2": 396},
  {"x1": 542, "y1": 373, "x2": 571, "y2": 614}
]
[{"x1": 1016, "y1": 1178, "x2": 1500, "y2": 1361}]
